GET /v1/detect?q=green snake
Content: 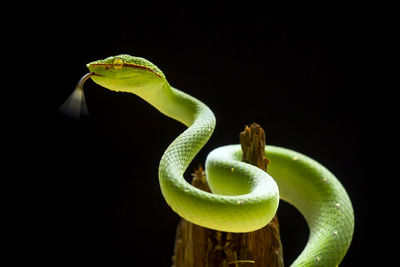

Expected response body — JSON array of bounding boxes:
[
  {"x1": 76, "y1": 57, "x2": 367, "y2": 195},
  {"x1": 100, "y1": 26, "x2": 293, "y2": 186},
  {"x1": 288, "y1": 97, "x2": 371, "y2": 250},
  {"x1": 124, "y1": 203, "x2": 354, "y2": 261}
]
[{"x1": 62, "y1": 55, "x2": 354, "y2": 266}]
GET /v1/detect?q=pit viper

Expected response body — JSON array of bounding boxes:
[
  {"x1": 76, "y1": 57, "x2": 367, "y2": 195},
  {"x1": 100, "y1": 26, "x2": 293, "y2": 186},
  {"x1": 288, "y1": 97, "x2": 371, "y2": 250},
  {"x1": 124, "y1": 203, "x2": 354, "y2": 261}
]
[{"x1": 61, "y1": 54, "x2": 354, "y2": 266}]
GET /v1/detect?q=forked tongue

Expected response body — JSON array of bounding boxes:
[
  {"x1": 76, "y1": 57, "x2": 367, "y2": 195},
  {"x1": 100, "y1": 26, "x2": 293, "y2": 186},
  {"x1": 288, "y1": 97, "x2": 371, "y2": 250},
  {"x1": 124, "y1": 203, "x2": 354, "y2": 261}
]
[{"x1": 59, "y1": 73, "x2": 95, "y2": 119}]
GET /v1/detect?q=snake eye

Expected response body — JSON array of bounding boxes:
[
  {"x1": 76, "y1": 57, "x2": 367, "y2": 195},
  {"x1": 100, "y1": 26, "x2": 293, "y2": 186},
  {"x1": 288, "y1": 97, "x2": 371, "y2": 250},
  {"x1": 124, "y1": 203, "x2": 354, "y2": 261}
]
[{"x1": 112, "y1": 57, "x2": 124, "y2": 70}]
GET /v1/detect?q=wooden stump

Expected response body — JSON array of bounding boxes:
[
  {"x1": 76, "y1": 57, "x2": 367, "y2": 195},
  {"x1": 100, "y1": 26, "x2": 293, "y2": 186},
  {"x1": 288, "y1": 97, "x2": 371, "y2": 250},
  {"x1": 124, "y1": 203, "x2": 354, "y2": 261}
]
[{"x1": 172, "y1": 123, "x2": 284, "y2": 267}]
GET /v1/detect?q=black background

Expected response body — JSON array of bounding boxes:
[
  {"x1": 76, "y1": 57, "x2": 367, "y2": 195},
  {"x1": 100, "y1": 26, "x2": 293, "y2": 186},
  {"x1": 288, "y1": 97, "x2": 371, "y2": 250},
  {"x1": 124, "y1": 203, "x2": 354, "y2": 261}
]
[{"x1": 32, "y1": 2, "x2": 383, "y2": 266}]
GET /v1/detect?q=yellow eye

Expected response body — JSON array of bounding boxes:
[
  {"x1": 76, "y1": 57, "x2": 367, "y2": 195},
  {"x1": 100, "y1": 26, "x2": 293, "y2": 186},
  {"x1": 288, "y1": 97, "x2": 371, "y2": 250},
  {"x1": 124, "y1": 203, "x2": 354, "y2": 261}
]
[{"x1": 112, "y1": 57, "x2": 124, "y2": 70}]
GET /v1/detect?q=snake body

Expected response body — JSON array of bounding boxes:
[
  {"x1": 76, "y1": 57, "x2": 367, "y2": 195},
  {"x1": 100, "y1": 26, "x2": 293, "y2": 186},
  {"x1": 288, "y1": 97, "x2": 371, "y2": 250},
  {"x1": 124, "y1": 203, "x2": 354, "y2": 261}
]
[{"x1": 78, "y1": 54, "x2": 354, "y2": 266}]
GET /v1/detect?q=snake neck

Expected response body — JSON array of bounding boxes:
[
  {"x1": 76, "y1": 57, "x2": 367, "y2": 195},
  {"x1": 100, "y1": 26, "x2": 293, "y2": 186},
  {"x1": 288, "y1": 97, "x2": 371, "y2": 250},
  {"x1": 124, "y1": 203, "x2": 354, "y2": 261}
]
[
  {"x1": 154, "y1": 82, "x2": 216, "y2": 177},
  {"x1": 136, "y1": 81, "x2": 203, "y2": 127}
]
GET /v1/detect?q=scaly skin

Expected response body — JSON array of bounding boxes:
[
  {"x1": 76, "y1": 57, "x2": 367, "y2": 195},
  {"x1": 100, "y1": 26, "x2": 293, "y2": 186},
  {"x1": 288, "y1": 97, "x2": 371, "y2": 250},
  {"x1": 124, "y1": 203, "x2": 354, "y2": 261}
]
[{"x1": 83, "y1": 54, "x2": 354, "y2": 266}]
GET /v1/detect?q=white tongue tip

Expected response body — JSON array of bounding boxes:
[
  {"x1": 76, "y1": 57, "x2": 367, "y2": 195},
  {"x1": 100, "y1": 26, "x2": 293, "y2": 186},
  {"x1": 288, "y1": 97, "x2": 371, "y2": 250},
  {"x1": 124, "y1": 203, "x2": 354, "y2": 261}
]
[
  {"x1": 59, "y1": 73, "x2": 94, "y2": 119},
  {"x1": 59, "y1": 86, "x2": 89, "y2": 120}
]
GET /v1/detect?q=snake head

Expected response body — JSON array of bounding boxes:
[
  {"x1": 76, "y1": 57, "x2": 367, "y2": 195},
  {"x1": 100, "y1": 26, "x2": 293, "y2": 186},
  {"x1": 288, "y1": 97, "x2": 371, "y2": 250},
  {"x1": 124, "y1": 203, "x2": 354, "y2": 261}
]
[{"x1": 87, "y1": 54, "x2": 166, "y2": 93}]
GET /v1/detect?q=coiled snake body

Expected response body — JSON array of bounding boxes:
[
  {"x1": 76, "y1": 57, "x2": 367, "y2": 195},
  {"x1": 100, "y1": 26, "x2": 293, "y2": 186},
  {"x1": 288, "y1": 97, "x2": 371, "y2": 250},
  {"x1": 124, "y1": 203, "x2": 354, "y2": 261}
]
[{"x1": 65, "y1": 55, "x2": 354, "y2": 266}]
